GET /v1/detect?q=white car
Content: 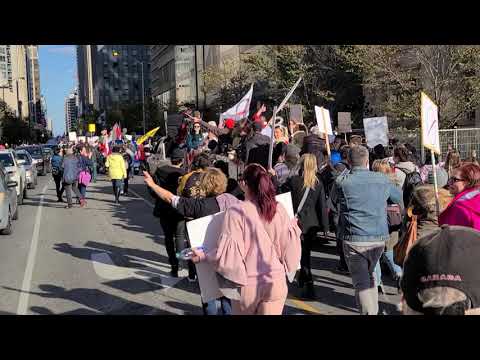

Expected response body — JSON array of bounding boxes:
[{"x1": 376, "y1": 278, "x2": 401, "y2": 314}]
[
  {"x1": 15, "y1": 150, "x2": 38, "y2": 189},
  {"x1": 0, "y1": 150, "x2": 27, "y2": 205},
  {"x1": 0, "y1": 165, "x2": 18, "y2": 234}
]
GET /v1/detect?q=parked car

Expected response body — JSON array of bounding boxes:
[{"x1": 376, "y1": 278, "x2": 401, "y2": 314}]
[
  {"x1": 16, "y1": 146, "x2": 49, "y2": 176},
  {"x1": 0, "y1": 165, "x2": 18, "y2": 235},
  {"x1": 0, "y1": 150, "x2": 27, "y2": 205},
  {"x1": 15, "y1": 149, "x2": 38, "y2": 189}
]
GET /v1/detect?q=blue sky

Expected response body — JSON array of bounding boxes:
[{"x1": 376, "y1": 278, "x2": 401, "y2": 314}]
[{"x1": 39, "y1": 45, "x2": 76, "y2": 136}]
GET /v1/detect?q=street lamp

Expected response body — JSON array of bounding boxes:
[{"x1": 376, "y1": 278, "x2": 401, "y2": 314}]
[{"x1": 112, "y1": 50, "x2": 146, "y2": 134}]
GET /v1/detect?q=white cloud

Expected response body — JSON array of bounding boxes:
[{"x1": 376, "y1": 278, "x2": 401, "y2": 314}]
[{"x1": 46, "y1": 46, "x2": 75, "y2": 55}]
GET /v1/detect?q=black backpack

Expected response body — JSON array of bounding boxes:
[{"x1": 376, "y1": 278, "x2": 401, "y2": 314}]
[{"x1": 396, "y1": 167, "x2": 423, "y2": 207}]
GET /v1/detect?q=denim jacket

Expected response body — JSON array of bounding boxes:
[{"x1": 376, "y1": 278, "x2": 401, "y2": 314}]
[{"x1": 332, "y1": 166, "x2": 403, "y2": 243}]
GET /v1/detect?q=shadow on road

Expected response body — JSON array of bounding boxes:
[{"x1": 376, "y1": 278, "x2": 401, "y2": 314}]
[{"x1": 3, "y1": 284, "x2": 176, "y2": 315}]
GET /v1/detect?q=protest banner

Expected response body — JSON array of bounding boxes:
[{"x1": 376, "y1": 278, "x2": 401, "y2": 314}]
[
  {"x1": 136, "y1": 127, "x2": 160, "y2": 145},
  {"x1": 289, "y1": 104, "x2": 303, "y2": 124},
  {"x1": 315, "y1": 106, "x2": 333, "y2": 156},
  {"x1": 337, "y1": 112, "x2": 352, "y2": 134},
  {"x1": 186, "y1": 193, "x2": 295, "y2": 303},
  {"x1": 421, "y1": 91, "x2": 441, "y2": 217},
  {"x1": 68, "y1": 131, "x2": 77, "y2": 142},
  {"x1": 363, "y1": 116, "x2": 389, "y2": 147},
  {"x1": 219, "y1": 84, "x2": 254, "y2": 128}
]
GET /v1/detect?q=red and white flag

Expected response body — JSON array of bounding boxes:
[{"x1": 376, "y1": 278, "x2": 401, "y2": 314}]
[{"x1": 219, "y1": 84, "x2": 254, "y2": 128}]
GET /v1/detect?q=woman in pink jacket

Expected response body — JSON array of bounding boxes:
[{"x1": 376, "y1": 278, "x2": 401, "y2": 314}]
[
  {"x1": 192, "y1": 163, "x2": 302, "y2": 315},
  {"x1": 439, "y1": 162, "x2": 480, "y2": 231}
]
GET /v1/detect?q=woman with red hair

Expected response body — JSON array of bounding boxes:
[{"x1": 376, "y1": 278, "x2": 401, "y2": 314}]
[
  {"x1": 439, "y1": 162, "x2": 480, "y2": 231},
  {"x1": 192, "y1": 163, "x2": 302, "y2": 315}
]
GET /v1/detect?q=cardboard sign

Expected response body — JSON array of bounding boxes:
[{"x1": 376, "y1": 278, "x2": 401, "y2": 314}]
[
  {"x1": 421, "y1": 92, "x2": 440, "y2": 154},
  {"x1": 68, "y1": 132, "x2": 77, "y2": 142},
  {"x1": 337, "y1": 112, "x2": 352, "y2": 133},
  {"x1": 88, "y1": 123, "x2": 96, "y2": 133},
  {"x1": 186, "y1": 193, "x2": 296, "y2": 303},
  {"x1": 77, "y1": 136, "x2": 86, "y2": 143},
  {"x1": 315, "y1": 106, "x2": 333, "y2": 135},
  {"x1": 363, "y1": 116, "x2": 389, "y2": 147},
  {"x1": 289, "y1": 104, "x2": 303, "y2": 124}
]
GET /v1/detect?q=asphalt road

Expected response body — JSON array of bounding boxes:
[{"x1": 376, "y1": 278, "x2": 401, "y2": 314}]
[{"x1": 0, "y1": 173, "x2": 401, "y2": 315}]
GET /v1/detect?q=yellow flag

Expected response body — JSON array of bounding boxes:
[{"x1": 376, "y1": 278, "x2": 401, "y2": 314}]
[{"x1": 136, "y1": 127, "x2": 160, "y2": 145}]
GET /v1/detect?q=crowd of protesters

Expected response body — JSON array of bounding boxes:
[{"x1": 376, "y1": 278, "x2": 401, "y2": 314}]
[{"x1": 139, "y1": 103, "x2": 480, "y2": 316}]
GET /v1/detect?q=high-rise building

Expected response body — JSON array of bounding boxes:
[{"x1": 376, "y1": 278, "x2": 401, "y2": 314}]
[
  {"x1": 91, "y1": 45, "x2": 150, "y2": 113},
  {"x1": 150, "y1": 45, "x2": 263, "y2": 112},
  {"x1": 65, "y1": 90, "x2": 78, "y2": 133},
  {"x1": 25, "y1": 45, "x2": 42, "y2": 125},
  {"x1": 0, "y1": 45, "x2": 29, "y2": 119},
  {"x1": 47, "y1": 118, "x2": 53, "y2": 133},
  {"x1": 76, "y1": 45, "x2": 95, "y2": 117}
]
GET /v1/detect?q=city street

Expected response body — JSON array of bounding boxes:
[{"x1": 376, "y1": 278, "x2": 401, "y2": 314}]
[{"x1": 0, "y1": 173, "x2": 401, "y2": 315}]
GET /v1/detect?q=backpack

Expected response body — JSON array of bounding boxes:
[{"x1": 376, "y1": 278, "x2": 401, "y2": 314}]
[{"x1": 396, "y1": 167, "x2": 423, "y2": 207}]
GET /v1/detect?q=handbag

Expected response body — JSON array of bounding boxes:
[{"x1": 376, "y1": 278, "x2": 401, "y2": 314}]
[
  {"x1": 393, "y1": 211, "x2": 417, "y2": 267},
  {"x1": 78, "y1": 170, "x2": 92, "y2": 186}
]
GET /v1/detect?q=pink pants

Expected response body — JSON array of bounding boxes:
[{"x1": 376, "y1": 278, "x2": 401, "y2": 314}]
[{"x1": 231, "y1": 280, "x2": 288, "y2": 315}]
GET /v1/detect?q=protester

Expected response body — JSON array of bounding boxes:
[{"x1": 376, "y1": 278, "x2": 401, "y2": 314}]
[
  {"x1": 245, "y1": 122, "x2": 270, "y2": 168},
  {"x1": 393, "y1": 145, "x2": 418, "y2": 188},
  {"x1": 401, "y1": 225, "x2": 480, "y2": 315},
  {"x1": 149, "y1": 147, "x2": 186, "y2": 278},
  {"x1": 144, "y1": 167, "x2": 240, "y2": 315},
  {"x1": 289, "y1": 121, "x2": 307, "y2": 149},
  {"x1": 122, "y1": 148, "x2": 133, "y2": 196},
  {"x1": 214, "y1": 160, "x2": 244, "y2": 200},
  {"x1": 191, "y1": 163, "x2": 302, "y2": 315},
  {"x1": 105, "y1": 145, "x2": 127, "y2": 204},
  {"x1": 77, "y1": 145, "x2": 94, "y2": 204},
  {"x1": 62, "y1": 147, "x2": 84, "y2": 209},
  {"x1": 330, "y1": 136, "x2": 344, "y2": 166},
  {"x1": 272, "y1": 142, "x2": 290, "y2": 187},
  {"x1": 51, "y1": 147, "x2": 64, "y2": 202},
  {"x1": 439, "y1": 162, "x2": 480, "y2": 230},
  {"x1": 445, "y1": 148, "x2": 461, "y2": 177},
  {"x1": 282, "y1": 154, "x2": 328, "y2": 299},
  {"x1": 301, "y1": 126, "x2": 326, "y2": 169},
  {"x1": 419, "y1": 152, "x2": 448, "y2": 185},
  {"x1": 334, "y1": 145, "x2": 351, "y2": 173},
  {"x1": 285, "y1": 143, "x2": 300, "y2": 170},
  {"x1": 186, "y1": 120, "x2": 204, "y2": 151},
  {"x1": 274, "y1": 125, "x2": 289, "y2": 144},
  {"x1": 331, "y1": 145, "x2": 402, "y2": 315},
  {"x1": 178, "y1": 152, "x2": 211, "y2": 199}
]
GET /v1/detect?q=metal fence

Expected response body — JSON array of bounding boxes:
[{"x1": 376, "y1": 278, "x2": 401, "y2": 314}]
[{"x1": 394, "y1": 127, "x2": 480, "y2": 162}]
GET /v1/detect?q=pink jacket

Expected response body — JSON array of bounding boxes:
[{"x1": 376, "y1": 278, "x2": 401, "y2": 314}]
[
  {"x1": 439, "y1": 187, "x2": 480, "y2": 231},
  {"x1": 200, "y1": 200, "x2": 302, "y2": 286}
]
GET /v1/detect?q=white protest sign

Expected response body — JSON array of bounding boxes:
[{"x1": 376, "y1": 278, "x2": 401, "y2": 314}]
[
  {"x1": 125, "y1": 134, "x2": 133, "y2": 141},
  {"x1": 337, "y1": 112, "x2": 352, "y2": 133},
  {"x1": 186, "y1": 193, "x2": 296, "y2": 303},
  {"x1": 68, "y1": 131, "x2": 77, "y2": 142},
  {"x1": 363, "y1": 116, "x2": 389, "y2": 147},
  {"x1": 315, "y1": 106, "x2": 333, "y2": 136},
  {"x1": 77, "y1": 136, "x2": 86, "y2": 143},
  {"x1": 421, "y1": 92, "x2": 440, "y2": 154}
]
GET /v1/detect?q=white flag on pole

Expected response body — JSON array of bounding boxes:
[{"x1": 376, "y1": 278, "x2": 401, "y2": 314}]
[{"x1": 219, "y1": 84, "x2": 254, "y2": 128}]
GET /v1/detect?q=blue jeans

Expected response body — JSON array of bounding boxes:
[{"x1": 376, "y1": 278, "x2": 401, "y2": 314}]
[
  {"x1": 203, "y1": 297, "x2": 232, "y2": 315},
  {"x1": 374, "y1": 249, "x2": 403, "y2": 286},
  {"x1": 78, "y1": 184, "x2": 87, "y2": 199}
]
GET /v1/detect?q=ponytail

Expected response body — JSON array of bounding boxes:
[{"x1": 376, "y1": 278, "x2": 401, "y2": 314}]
[{"x1": 243, "y1": 164, "x2": 277, "y2": 222}]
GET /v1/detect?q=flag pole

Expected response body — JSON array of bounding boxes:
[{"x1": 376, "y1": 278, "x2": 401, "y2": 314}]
[
  {"x1": 268, "y1": 106, "x2": 278, "y2": 169},
  {"x1": 431, "y1": 149, "x2": 441, "y2": 219}
]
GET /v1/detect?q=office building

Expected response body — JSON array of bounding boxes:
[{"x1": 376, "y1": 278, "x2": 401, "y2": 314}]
[
  {"x1": 25, "y1": 45, "x2": 42, "y2": 125},
  {"x1": 91, "y1": 45, "x2": 150, "y2": 113},
  {"x1": 0, "y1": 45, "x2": 29, "y2": 119},
  {"x1": 76, "y1": 45, "x2": 96, "y2": 117},
  {"x1": 150, "y1": 45, "x2": 263, "y2": 112},
  {"x1": 65, "y1": 90, "x2": 78, "y2": 133}
]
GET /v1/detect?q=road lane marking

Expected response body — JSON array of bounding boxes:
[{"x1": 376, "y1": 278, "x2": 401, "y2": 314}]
[
  {"x1": 128, "y1": 188, "x2": 154, "y2": 208},
  {"x1": 17, "y1": 183, "x2": 49, "y2": 315},
  {"x1": 288, "y1": 296, "x2": 324, "y2": 315}
]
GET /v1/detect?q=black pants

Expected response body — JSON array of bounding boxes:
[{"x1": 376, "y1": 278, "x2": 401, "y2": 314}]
[
  {"x1": 123, "y1": 177, "x2": 129, "y2": 194},
  {"x1": 159, "y1": 216, "x2": 186, "y2": 267},
  {"x1": 336, "y1": 230, "x2": 348, "y2": 269},
  {"x1": 53, "y1": 174, "x2": 64, "y2": 199},
  {"x1": 299, "y1": 229, "x2": 317, "y2": 283},
  {"x1": 111, "y1": 179, "x2": 123, "y2": 201}
]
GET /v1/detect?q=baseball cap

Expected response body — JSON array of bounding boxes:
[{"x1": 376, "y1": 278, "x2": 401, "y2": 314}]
[
  {"x1": 170, "y1": 147, "x2": 185, "y2": 161},
  {"x1": 224, "y1": 118, "x2": 235, "y2": 129},
  {"x1": 401, "y1": 225, "x2": 480, "y2": 315}
]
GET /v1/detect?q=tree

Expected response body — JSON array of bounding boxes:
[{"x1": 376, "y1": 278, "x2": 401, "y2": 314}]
[
  {"x1": 202, "y1": 45, "x2": 364, "y2": 129},
  {"x1": 338, "y1": 45, "x2": 480, "y2": 128}
]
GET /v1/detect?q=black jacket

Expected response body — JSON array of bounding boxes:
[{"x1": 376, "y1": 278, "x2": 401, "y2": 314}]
[
  {"x1": 151, "y1": 165, "x2": 185, "y2": 218},
  {"x1": 281, "y1": 174, "x2": 329, "y2": 234},
  {"x1": 245, "y1": 133, "x2": 271, "y2": 166}
]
